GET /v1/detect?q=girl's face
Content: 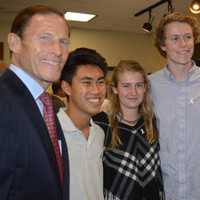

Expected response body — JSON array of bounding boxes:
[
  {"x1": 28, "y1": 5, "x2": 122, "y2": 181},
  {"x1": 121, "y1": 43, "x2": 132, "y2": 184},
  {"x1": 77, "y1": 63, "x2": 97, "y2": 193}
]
[{"x1": 112, "y1": 71, "x2": 146, "y2": 112}]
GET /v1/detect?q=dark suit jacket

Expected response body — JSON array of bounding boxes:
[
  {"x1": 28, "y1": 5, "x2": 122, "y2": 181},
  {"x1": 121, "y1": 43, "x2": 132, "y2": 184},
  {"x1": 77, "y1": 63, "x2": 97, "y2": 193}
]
[{"x1": 0, "y1": 69, "x2": 69, "y2": 200}]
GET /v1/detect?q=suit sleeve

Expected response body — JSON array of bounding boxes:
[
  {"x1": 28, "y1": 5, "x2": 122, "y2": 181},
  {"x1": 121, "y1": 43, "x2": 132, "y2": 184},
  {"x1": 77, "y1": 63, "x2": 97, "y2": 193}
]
[{"x1": 0, "y1": 98, "x2": 18, "y2": 199}]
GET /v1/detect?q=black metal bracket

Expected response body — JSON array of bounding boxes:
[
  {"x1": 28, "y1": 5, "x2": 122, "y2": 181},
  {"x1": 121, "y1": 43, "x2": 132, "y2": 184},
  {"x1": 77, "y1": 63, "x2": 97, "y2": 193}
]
[{"x1": 134, "y1": 0, "x2": 172, "y2": 17}]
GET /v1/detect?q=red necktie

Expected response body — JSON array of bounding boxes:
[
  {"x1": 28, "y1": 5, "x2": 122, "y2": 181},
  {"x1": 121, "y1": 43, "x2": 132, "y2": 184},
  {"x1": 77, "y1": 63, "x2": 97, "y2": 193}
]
[{"x1": 39, "y1": 92, "x2": 64, "y2": 186}]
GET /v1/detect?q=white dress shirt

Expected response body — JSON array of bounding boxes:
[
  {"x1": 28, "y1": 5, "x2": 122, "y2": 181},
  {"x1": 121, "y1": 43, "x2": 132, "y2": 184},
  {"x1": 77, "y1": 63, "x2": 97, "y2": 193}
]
[{"x1": 9, "y1": 64, "x2": 44, "y2": 113}]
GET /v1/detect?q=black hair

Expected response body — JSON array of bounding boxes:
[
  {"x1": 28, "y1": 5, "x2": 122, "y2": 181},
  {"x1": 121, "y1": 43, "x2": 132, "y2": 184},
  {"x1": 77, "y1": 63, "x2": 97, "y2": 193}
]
[{"x1": 61, "y1": 47, "x2": 108, "y2": 84}]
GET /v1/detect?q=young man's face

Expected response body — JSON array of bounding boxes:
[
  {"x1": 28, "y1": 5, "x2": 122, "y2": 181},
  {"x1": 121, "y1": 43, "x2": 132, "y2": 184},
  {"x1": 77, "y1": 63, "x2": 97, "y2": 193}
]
[
  {"x1": 63, "y1": 65, "x2": 106, "y2": 118},
  {"x1": 161, "y1": 22, "x2": 194, "y2": 66},
  {"x1": 8, "y1": 13, "x2": 69, "y2": 89}
]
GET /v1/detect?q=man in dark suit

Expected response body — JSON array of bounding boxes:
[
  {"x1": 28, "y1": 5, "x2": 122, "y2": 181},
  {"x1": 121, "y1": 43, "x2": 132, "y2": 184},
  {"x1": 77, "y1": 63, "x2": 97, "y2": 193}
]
[{"x1": 0, "y1": 5, "x2": 70, "y2": 200}]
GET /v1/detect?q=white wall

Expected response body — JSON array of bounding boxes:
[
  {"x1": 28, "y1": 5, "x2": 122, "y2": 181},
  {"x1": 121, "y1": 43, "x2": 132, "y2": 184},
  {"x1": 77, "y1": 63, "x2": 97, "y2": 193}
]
[
  {"x1": 0, "y1": 21, "x2": 10, "y2": 64},
  {"x1": 0, "y1": 22, "x2": 166, "y2": 73},
  {"x1": 70, "y1": 28, "x2": 165, "y2": 72}
]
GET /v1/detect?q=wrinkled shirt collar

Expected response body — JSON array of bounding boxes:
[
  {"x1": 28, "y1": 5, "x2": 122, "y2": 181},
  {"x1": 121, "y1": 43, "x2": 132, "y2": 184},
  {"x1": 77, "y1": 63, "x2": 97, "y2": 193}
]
[{"x1": 163, "y1": 61, "x2": 200, "y2": 82}]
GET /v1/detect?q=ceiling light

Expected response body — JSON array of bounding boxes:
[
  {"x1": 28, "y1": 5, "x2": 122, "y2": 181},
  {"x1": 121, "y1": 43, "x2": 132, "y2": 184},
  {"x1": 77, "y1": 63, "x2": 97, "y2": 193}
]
[
  {"x1": 142, "y1": 10, "x2": 153, "y2": 33},
  {"x1": 189, "y1": 0, "x2": 200, "y2": 14},
  {"x1": 134, "y1": 0, "x2": 173, "y2": 33},
  {"x1": 64, "y1": 11, "x2": 96, "y2": 22},
  {"x1": 142, "y1": 22, "x2": 152, "y2": 32}
]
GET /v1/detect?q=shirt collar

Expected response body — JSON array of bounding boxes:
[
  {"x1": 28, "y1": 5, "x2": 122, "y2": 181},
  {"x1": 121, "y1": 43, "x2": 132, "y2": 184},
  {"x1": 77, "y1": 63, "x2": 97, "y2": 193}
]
[
  {"x1": 58, "y1": 108, "x2": 95, "y2": 133},
  {"x1": 163, "y1": 60, "x2": 200, "y2": 82},
  {"x1": 9, "y1": 64, "x2": 44, "y2": 100}
]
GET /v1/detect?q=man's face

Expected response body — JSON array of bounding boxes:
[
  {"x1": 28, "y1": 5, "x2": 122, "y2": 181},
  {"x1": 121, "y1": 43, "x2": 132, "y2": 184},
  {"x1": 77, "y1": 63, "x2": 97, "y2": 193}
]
[
  {"x1": 63, "y1": 65, "x2": 106, "y2": 118},
  {"x1": 161, "y1": 22, "x2": 194, "y2": 66},
  {"x1": 8, "y1": 13, "x2": 69, "y2": 88}
]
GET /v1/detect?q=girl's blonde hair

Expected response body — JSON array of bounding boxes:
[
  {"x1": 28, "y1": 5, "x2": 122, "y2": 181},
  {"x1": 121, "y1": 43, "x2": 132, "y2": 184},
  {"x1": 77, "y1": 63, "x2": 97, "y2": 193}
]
[{"x1": 108, "y1": 60, "x2": 157, "y2": 147}]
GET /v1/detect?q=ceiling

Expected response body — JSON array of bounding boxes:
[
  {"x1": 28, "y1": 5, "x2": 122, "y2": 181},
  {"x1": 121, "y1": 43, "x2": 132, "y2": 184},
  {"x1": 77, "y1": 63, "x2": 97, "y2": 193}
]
[{"x1": 0, "y1": 0, "x2": 199, "y2": 34}]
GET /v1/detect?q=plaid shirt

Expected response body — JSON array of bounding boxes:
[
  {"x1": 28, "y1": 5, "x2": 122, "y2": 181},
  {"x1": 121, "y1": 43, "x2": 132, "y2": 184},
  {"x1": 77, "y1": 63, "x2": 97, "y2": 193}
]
[{"x1": 94, "y1": 115, "x2": 165, "y2": 200}]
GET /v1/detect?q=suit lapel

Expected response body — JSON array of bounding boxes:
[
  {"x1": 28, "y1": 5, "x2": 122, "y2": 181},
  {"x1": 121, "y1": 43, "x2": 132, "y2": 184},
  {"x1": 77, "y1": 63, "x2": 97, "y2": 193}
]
[{"x1": 2, "y1": 70, "x2": 61, "y2": 186}]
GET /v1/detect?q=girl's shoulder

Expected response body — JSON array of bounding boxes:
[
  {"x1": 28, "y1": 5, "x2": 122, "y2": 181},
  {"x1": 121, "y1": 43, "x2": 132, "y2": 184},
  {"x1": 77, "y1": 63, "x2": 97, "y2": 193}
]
[{"x1": 92, "y1": 111, "x2": 112, "y2": 147}]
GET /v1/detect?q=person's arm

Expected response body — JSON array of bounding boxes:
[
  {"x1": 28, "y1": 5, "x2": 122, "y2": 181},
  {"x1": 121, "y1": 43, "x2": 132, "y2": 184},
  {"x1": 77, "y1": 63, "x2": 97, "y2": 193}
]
[{"x1": 0, "y1": 101, "x2": 17, "y2": 199}]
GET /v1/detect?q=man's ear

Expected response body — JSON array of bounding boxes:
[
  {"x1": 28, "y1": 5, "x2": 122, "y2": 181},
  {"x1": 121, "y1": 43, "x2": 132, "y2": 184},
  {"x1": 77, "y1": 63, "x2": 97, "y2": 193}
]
[
  {"x1": 112, "y1": 86, "x2": 118, "y2": 94},
  {"x1": 61, "y1": 80, "x2": 72, "y2": 96},
  {"x1": 7, "y1": 33, "x2": 22, "y2": 53},
  {"x1": 160, "y1": 44, "x2": 166, "y2": 52}
]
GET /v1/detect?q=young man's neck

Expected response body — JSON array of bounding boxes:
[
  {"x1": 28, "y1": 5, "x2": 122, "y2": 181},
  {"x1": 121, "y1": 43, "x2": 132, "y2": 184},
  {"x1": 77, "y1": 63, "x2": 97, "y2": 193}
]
[
  {"x1": 167, "y1": 59, "x2": 193, "y2": 81},
  {"x1": 65, "y1": 107, "x2": 91, "y2": 140}
]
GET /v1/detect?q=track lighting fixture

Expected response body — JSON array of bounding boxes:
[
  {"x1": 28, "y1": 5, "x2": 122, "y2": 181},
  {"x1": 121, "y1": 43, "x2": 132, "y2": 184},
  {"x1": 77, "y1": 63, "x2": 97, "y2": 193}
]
[
  {"x1": 142, "y1": 10, "x2": 153, "y2": 33},
  {"x1": 189, "y1": 0, "x2": 200, "y2": 14},
  {"x1": 134, "y1": 0, "x2": 174, "y2": 32}
]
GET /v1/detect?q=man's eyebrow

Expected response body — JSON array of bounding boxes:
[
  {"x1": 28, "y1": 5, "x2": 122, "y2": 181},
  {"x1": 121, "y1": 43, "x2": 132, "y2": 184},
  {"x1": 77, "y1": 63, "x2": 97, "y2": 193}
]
[
  {"x1": 97, "y1": 76, "x2": 105, "y2": 80},
  {"x1": 80, "y1": 76, "x2": 105, "y2": 81},
  {"x1": 80, "y1": 77, "x2": 93, "y2": 81}
]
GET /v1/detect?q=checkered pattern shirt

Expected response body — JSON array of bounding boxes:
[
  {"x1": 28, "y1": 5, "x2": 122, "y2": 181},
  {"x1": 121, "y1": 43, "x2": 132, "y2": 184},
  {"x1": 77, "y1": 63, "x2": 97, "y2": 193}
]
[{"x1": 95, "y1": 115, "x2": 165, "y2": 200}]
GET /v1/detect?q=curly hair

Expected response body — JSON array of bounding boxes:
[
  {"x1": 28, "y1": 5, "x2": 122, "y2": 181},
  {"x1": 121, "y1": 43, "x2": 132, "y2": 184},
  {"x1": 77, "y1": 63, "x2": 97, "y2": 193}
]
[{"x1": 155, "y1": 12, "x2": 200, "y2": 57}]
